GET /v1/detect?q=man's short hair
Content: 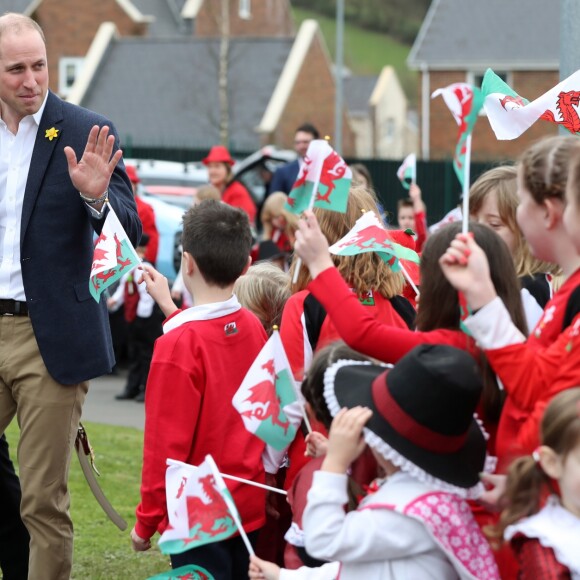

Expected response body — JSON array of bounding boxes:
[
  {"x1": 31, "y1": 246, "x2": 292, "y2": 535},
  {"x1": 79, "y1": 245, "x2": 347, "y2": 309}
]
[
  {"x1": 181, "y1": 200, "x2": 252, "y2": 288},
  {"x1": 0, "y1": 13, "x2": 45, "y2": 48},
  {"x1": 295, "y1": 123, "x2": 320, "y2": 139}
]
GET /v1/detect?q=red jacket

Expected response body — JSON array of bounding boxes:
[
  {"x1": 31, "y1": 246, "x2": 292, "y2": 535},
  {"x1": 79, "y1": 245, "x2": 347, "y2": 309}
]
[
  {"x1": 484, "y1": 268, "x2": 580, "y2": 469},
  {"x1": 136, "y1": 196, "x2": 159, "y2": 265},
  {"x1": 222, "y1": 181, "x2": 257, "y2": 224},
  {"x1": 135, "y1": 305, "x2": 268, "y2": 540}
]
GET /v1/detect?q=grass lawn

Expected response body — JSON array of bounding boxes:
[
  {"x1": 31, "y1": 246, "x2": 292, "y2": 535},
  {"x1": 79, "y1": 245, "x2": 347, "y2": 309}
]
[
  {"x1": 292, "y1": 6, "x2": 418, "y2": 105},
  {"x1": 5, "y1": 420, "x2": 169, "y2": 580}
]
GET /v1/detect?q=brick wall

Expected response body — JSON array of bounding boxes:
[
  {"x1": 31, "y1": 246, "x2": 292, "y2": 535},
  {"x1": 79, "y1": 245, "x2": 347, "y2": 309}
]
[
  {"x1": 421, "y1": 70, "x2": 559, "y2": 162},
  {"x1": 264, "y1": 33, "x2": 356, "y2": 156},
  {"x1": 32, "y1": 0, "x2": 147, "y2": 94},
  {"x1": 196, "y1": 0, "x2": 294, "y2": 38}
]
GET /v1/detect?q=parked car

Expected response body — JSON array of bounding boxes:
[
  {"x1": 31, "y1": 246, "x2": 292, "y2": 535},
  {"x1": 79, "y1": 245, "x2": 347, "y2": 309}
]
[
  {"x1": 140, "y1": 193, "x2": 184, "y2": 283},
  {"x1": 232, "y1": 145, "x2": 296, "y2": 206},
  {"x1": 143, "y1": 185, "x2": 197, "y2": 210},
  {"x1": 124, "y1": 158, "x2": 208, "y2": 188}
]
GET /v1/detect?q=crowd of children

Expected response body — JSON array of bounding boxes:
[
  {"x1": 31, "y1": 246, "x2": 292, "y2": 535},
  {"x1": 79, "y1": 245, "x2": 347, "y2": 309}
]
[{"x1": 126, "y1": 134, "x2": 580, "y2": 579}]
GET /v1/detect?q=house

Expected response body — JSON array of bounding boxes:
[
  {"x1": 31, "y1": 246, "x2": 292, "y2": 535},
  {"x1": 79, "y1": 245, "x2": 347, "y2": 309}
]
[
  {"x1": 407, "y1": 0, "x2": 560, "y2": 161},
  {"x1": 65, "y1": 18, "x2": 355, "y2": 155},
  {"x1": 1, "y1": 0, "x2": 356, "y2": 155},
  {"x1": 344, "y1": 66, "x2": 418, "y2": 159}
]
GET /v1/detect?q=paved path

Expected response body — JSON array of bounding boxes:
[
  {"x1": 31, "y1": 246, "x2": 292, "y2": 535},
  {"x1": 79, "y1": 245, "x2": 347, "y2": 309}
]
[{"x1": 83, "y1": 371, "x2": 145, "y2": 430}]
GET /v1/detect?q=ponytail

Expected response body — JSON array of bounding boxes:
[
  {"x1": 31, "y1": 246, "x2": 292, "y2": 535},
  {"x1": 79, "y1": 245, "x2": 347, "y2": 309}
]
[{"x1": 487, "y1": 455, "x2": 551, "y2": 542}]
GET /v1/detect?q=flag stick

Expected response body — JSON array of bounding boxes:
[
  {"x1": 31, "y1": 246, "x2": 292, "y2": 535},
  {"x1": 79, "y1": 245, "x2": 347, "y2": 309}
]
[
  {"x1": 292, "y1": 172, "x2": 322, "y2": 285},
  {"x1": 166, "y1": 459, "x2": 288, "y2": 495},
  {"x1": 223, "y1": 493, "x2": 255, "y2": 556},
  {"x1": 220, "y1": 473, "x2": 288, "y2": 495},
  {"x1": 399, "y1": 262, "x2": 420, "y2": 298},
  {"x1": 461, "y1": 134, "x2": 472, "y2": 235}
]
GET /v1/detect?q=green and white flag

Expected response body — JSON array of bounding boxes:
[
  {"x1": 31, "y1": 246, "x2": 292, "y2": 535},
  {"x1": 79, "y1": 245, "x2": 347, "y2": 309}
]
[
  {"x1": 285, "y1": 139, "x2": 352, "y2": 214},
  {"x1": 396, "y1": 153, "x2": 416, "y2": 189},
  {"x1": 481, "y1": 68, "x2": 580, "y2": 140},
  {"x1": 432, "y1": 83, "x2": 484, "y2": 188},
  {"x1": 158, "y1": 456, "x2": 240, "y2": 555},
  {"x1": 89, "y1": 203, "x2": 140, "y2": 302},
  {"x1": 232, "y1": 330, "x2": 300, "y2": 451},
  {"x1": 328, "y1": 210, "x2": 420, "y2": 272}
]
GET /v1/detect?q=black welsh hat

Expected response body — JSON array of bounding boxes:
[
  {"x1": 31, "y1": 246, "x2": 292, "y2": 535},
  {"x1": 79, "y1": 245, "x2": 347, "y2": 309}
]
[{"x1": 323, "y1": 344, "x2": 487, "y2": 497}]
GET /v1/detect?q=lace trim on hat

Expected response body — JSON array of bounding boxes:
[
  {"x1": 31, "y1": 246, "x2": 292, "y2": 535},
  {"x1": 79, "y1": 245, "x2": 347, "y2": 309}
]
[{"x1": 323, "y1": 359, "x2": 485, "y2": 500}]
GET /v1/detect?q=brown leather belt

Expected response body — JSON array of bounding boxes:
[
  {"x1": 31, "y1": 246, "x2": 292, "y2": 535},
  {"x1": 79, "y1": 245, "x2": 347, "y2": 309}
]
[{"x1": 0, "y1": 299, "x2": 28, "y2": 316}]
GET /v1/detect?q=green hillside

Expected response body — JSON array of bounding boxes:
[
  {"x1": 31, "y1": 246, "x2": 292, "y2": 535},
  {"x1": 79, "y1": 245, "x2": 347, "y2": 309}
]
[{"x1": 292, "y1": 6, "x2": 418, "y2": 104}]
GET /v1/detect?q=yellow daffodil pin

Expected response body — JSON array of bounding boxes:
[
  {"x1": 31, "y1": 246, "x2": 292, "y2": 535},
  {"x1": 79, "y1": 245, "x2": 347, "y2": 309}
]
[{"x1": 45, "y1": 127, "x2": 59, "y2": 141}]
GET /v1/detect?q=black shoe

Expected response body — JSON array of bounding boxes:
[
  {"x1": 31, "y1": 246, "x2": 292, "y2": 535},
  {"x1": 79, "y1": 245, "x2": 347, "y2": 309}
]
[
  {"x1": 134, "y1": 391, "x2": 146, "y2": 402},
  {"x1": 115, "y1": 389, "x2": 138, "y2": 400}
]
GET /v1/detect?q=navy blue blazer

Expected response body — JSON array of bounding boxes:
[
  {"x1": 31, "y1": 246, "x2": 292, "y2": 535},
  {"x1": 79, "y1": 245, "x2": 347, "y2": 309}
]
[
  {"x1": 270, "y1": 159, "x2": 300, "y2": 194},
  {"x1": 20, "y1": 92, "x2": 141, "y2": 384}
]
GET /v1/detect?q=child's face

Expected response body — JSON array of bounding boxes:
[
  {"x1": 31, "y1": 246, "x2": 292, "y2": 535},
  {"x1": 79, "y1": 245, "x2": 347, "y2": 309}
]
[
  {"x1": 472, "y1": 190, "x2": 517, "y2": 253},
  {"x1": 563, "y1": 182, "x2": 580, "y2": 253},
  {"x1": 271, "y1": 215, "x2": 286, "y2": 230},
  {"x1": 557, "y1": 444, "x2": 580, "y2": 518},
  {"x1": 397, "y1": 207, "x2": 415, "y2": 231},
  {"x1": 515, "y1": 167, "x2": 554, "y2": 262}
]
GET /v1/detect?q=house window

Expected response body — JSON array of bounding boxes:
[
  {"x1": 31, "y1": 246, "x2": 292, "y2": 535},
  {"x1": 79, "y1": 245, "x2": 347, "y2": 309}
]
[
  {"x1": 384, "y1": 118, "x2": 396, "y2": 141},
  {"x1": 467, "y1": 71, "x2": 512, "y2": 115},
  {"x1": 467, "y1": 70, "x2": 511, "y2": 88},
  {"x1": 239, "y1": 0, "x2": 251, "y2": 19},
  {"x1": 58, "y1": 57, "x2": 84, "y2": 97}
]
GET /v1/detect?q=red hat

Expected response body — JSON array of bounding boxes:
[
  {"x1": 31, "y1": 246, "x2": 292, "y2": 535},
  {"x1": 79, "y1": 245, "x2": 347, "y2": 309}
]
[
  {"x1": 125, "y1": 164, "x2": 140, "y2": 184},
  {"x1": 202, "y1": 145, "x2": 235, "y2": 166}
]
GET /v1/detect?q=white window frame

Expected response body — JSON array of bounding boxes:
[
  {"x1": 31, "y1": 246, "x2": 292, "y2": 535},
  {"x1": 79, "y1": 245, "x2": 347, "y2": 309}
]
[
  {"x1": 467, "y1": 70, "x2": 513, "y2": 115},
  {"x1": 58, "y1": 57, "x2": 85, "y2": 97},
  {"x1": 239, "y1": 0, "x2": 251, "y2": 20}
]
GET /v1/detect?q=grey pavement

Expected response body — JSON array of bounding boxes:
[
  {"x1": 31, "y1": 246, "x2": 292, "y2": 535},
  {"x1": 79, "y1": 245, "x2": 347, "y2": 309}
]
[{"x1": 83, "y1": 370, "x2": 145, "y2": 430}]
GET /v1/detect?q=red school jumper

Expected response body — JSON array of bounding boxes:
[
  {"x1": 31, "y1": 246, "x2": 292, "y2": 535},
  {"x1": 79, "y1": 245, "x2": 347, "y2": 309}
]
[
  {"x1": 135, "y1": 300, "x2": 268, "y2": 541},
  {"x1": 483, "y1": 268, "x2": 580, "y2": 469}
]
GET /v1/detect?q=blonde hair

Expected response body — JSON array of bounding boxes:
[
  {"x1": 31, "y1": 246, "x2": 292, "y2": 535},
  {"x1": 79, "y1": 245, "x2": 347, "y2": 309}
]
[
  {"x1": 519, "y1": 136, "x2": 580, "y2": 204},
  {"x1": 196, "y1": 184, "x2": 220, "y2": 202},
  {"x1": 260, "y1": 191, "x2": 299, "y2": 244},
  {"x1": 234, "y1": 262, "x2": 291, "y2": 336},
  {"x1": 289, "y1": 185, "x2": 405, "y2": 297},
  {"x1": 470, "y1": 166, "x2": 560, "y2": 278}
]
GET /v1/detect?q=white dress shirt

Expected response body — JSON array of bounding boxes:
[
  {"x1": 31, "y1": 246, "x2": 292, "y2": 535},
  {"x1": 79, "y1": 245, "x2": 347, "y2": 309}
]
[{"x1": 0, "y1": 95, "x2": 48, "y2": 300}]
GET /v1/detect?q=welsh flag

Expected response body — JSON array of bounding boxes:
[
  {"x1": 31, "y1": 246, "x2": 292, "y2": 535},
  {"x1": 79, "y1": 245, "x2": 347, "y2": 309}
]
[
  {"x1": 89, "y1": 204, "x2": 140, "y2": 302},
  {"x1": 285, "y1": 140, "x2": 352, "y2": 214},
  {"x1": 482, "y1": 68, "x2": 580, "y2": 140},
  {"x1": 232, "y1": 330, "x2": 300, "y2": 451},
  {"x1": 328, "y1": 210, "x2": 420, "y2": 272},
  {"x1": 158, "y1": 456, "x2": 239, "y2": 555},
  {"x1": 146, "y1": 564, "x2": 215, "y2": 580},
  {"x1": 397, "y1": 153, "x2": 416, "y2": 189},
  {"x1": 432, "y1": 83, "x2": 484, "y2": 187}
]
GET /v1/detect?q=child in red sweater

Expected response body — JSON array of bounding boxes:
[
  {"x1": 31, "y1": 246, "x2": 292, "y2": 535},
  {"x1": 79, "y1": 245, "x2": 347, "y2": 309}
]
[
  {"x1": 491, "y1": 388, "x2": 580, "y2": 578},
  {"x1": 130, "y1": 200, "x2": 268, "y2": 579}
]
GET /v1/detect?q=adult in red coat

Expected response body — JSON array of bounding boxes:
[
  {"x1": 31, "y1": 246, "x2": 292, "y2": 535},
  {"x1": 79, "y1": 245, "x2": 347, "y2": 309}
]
[
  {"x1": 203, "y1": 145, "x2": 257, "y2": 225},
  {"x1": 126, "y1": 164, "x2": 159, "y2": 264}
]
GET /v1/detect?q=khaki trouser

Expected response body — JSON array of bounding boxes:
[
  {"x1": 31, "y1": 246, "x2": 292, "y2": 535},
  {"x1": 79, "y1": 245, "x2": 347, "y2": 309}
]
[{"x1": 0, "y1": 316, "x2": 88, "y2": 580}]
